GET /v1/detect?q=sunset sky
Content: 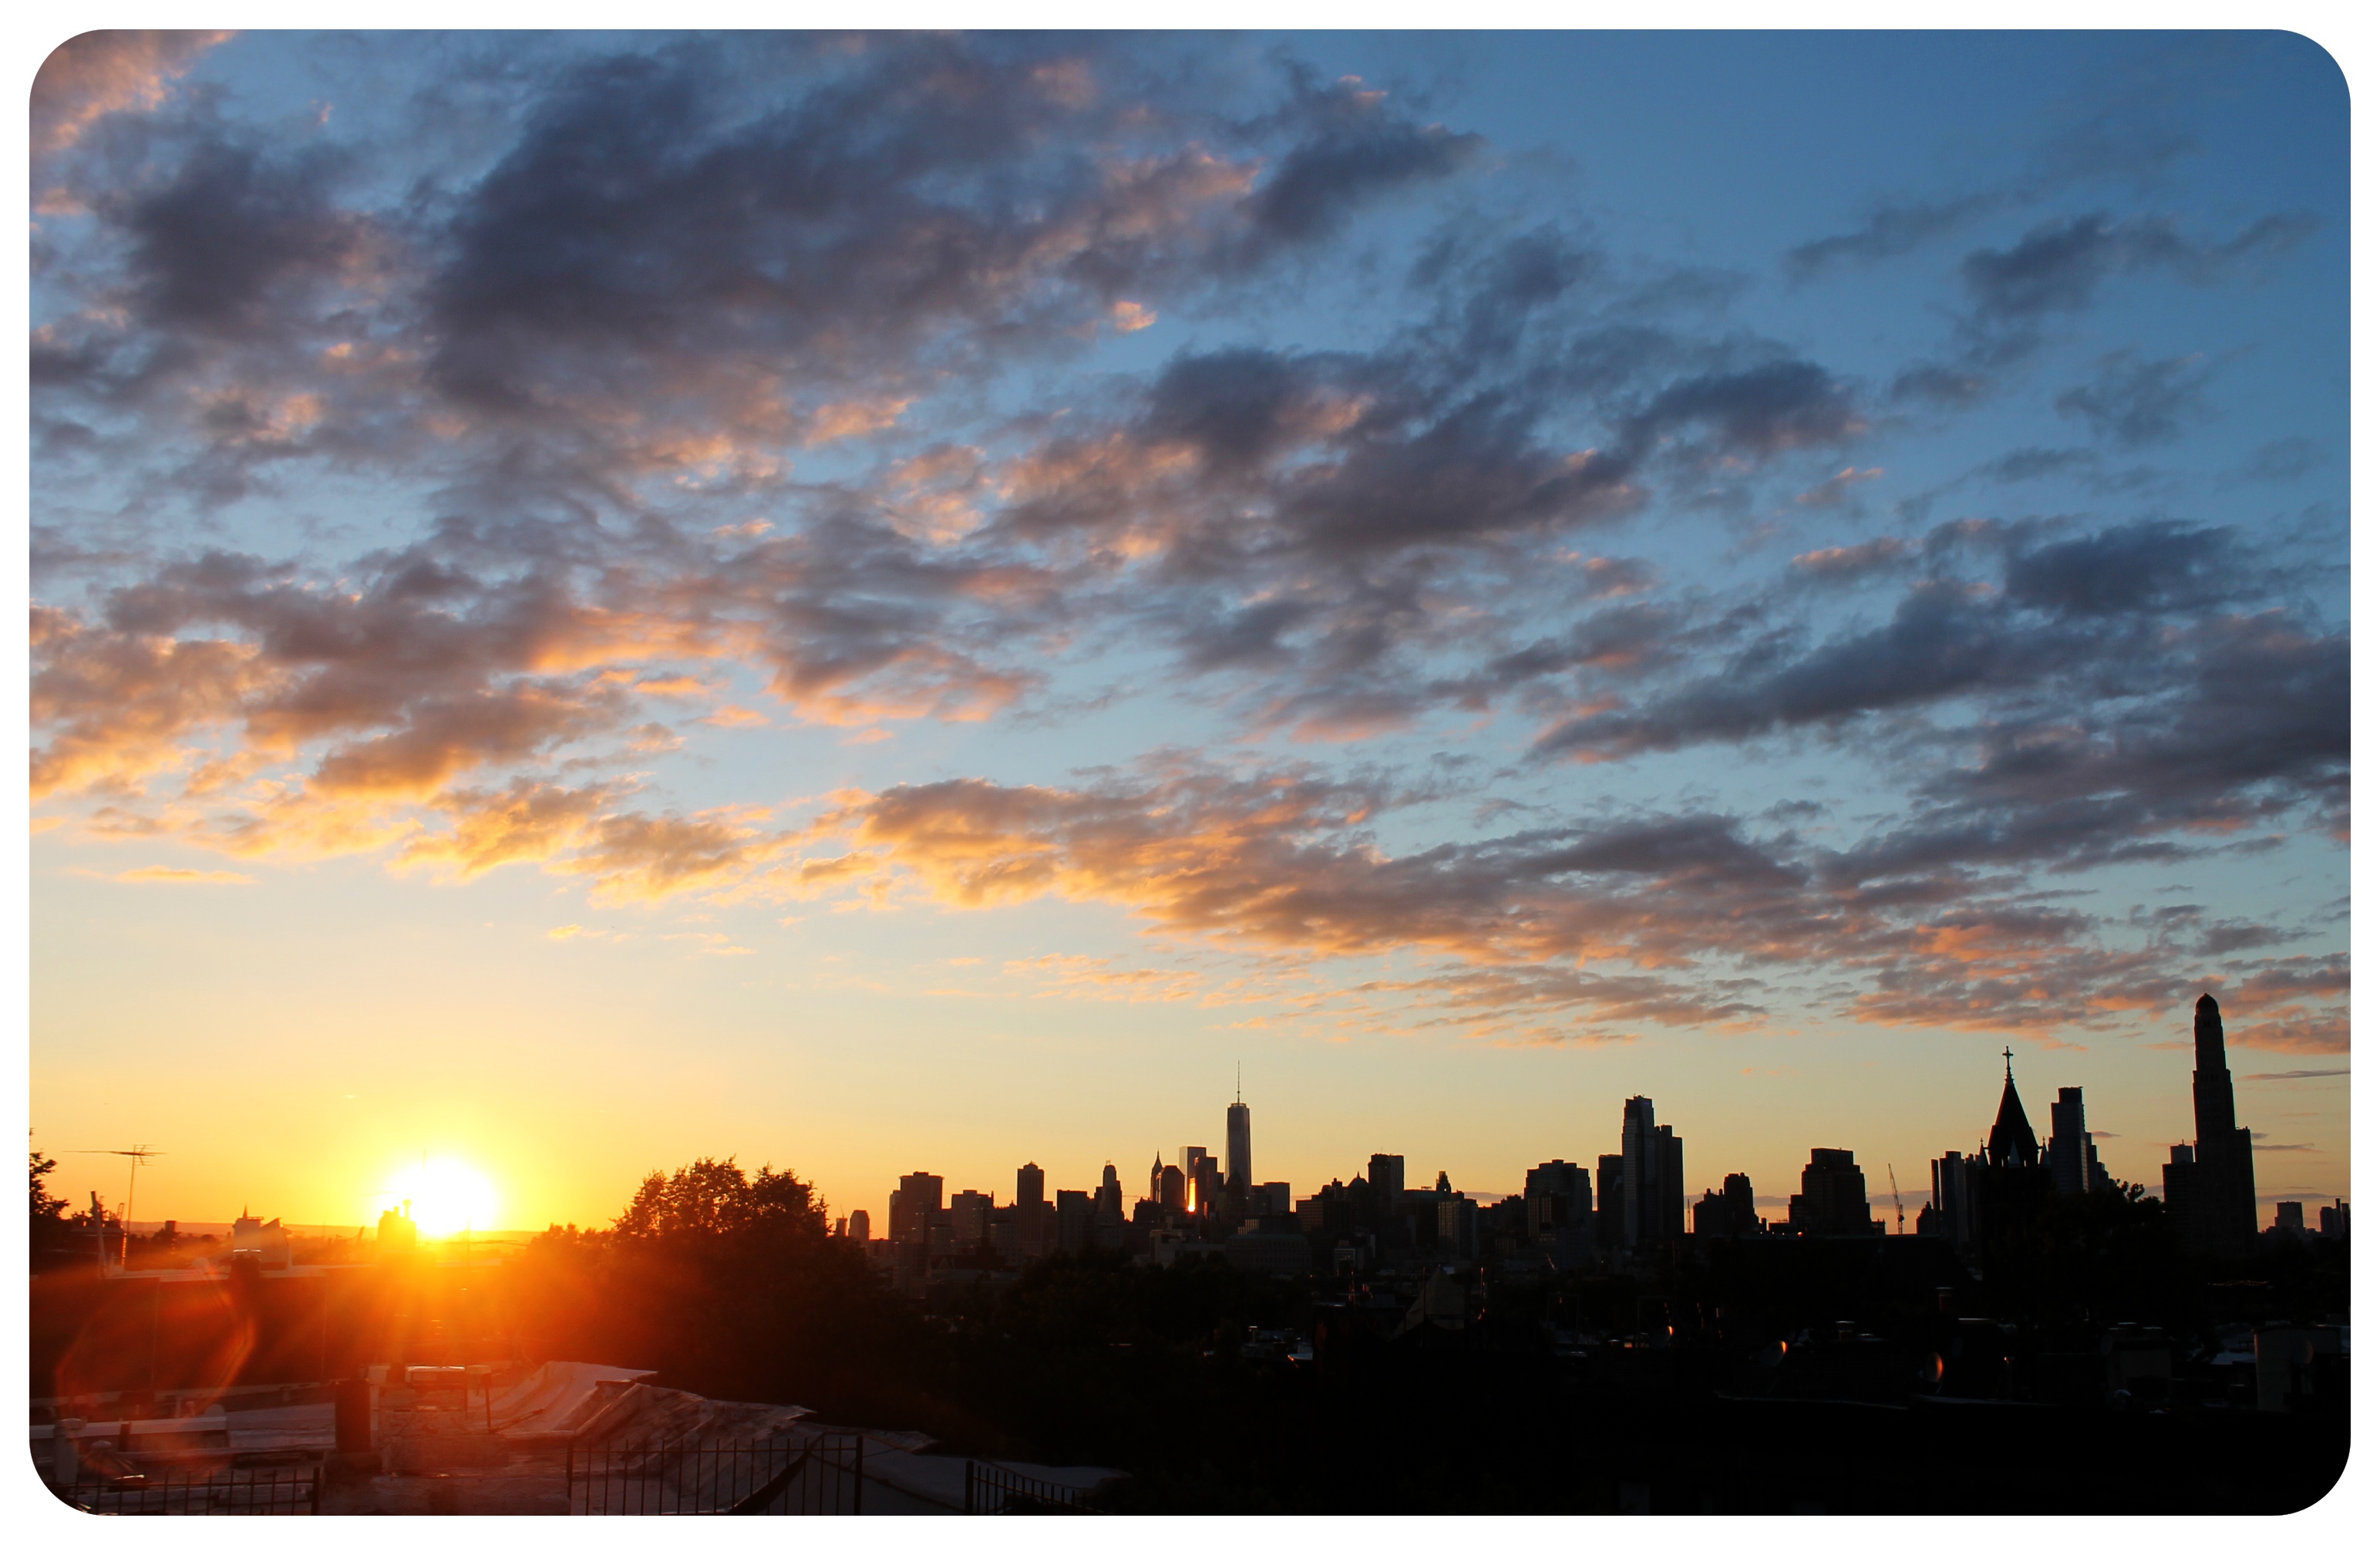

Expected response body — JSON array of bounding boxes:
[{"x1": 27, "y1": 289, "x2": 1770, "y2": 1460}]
[{"x1": 29, "y1": 30, "x2": 2349, "y2": 1234}]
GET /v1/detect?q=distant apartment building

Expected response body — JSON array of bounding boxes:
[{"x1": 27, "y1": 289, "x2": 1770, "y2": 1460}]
[
  {"x1": 1693, "y1": 1173, "x2": 1761, "y2": 1237},
  {"x1": 1595, "y1": 1154, "x2": 1624, "y2": 1247},
  {"x1": 890, "y1": 1172, "x2": 944, "y2": 1244},
  {"x1": 1055, "y1": 1190, "x2": 1092, "y2": 1253},
  {"x1": 2047, "y1": 1087, "x2": 2112, "y2": 1196},
  {"x1": 1787, "y1": 1149, "x2": 1877, "y2": 1236},
  {"x1": 949, "y1": 1189, "x2": 994, "y2": 1244},
  {"x1": 1187, "y1": 1153, "x2": 1220, "y2": 1216},
  {"x1": 1523, "y1": 1160, "x2": 1592, "y2": 1237}
]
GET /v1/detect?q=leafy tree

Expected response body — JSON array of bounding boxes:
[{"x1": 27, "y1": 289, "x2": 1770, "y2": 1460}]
[
  {"x1": 514, "y1": 1156, "x2": 925, "y2": 1423},
  {"x1": 1978, "y1": 1175, "x2": 2188, "y2": 1330},
  {"x1": 613, "y1": 1156, "x2": 826, "y2": 1243}
]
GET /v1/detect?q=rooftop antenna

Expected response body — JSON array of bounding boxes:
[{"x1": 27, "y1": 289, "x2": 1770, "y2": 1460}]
[
  {"x1": 72, "y1": 1146, "x2": 161, "y2": 1269},
  {"x1": 1888, "y1": 1164, "x2": 1905, "y2": 1236}
]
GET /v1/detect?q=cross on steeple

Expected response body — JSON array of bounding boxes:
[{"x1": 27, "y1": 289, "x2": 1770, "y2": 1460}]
[{"x1": 2003, "y1": 1045, "x2": 2015, "y2": 1081}]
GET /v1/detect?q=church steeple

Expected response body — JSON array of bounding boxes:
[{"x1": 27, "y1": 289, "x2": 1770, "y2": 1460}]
[{"x1": 1986, "y1": 1047, "x2": 2040, "y2": 1167}]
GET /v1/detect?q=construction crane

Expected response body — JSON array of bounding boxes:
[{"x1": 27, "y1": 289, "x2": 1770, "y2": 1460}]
[
  {"x1": 1888, "y1": 1164, "x2": 1906, "y2": 1235},
  {"x1": 72, "y1": 1146, "x2": 162, "y2": 1269}
]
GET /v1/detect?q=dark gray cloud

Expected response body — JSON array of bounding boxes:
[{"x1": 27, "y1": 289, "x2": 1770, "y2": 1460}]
[
  {"x1": 1535, "y1": 581, "x2": 2041, "y2": 762},
  {"x1": 2201, "y1": 921, "x2": 2296, "y2": 955},
  {"x1": 1831, "y1": 611, "x2": 2346, "y2": 882},
  {"x1": 2054, "y1": 349, "x2": 2216, "y2": 446},
  {"x1": 1959, "y1": 212, "x2": 2312, "y2": 324},
  {"x1": 1881, "y1": 209, "x2": 2316, "y2": 415},
  {"x1": 1973, "y1": 446, "x2": 2099, "y2": 483},
  {"x1": 2238, "y1": 436, "x2": 2323, "y2": 482},
  {"x1": 1888, "y1": 363, "x2": 1990, "y2": 408},
  {"x1": 119, "y1": 140, "x2": 365, "y2": 338},
  {"x1": 2002, "y1": 519, "x2": 2245, "y2": 616},
  {"x1": 1625, "y1": 359, "x2": 1863, "y2": 459},
  {"x1": 1521, "y1": 813, "x2": 1807, "y2": 892},
  {"x1": 1241, "y1": 67, "x2": 1485, "y2": 254},
  {"x1": 426, "y1": 39, "x2": 1230, "y2": 423},
  {"x1": 1530, "y1": 514, "x2": 2341, "y2": 891},
  {"x1": 1782, "y1": 193, "x2": 2007, "y2": 282}
]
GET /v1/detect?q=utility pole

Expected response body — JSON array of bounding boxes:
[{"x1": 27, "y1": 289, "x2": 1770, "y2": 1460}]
[{"x1": 72, "y1": 1146, "x2": 161, "y2": 1269}]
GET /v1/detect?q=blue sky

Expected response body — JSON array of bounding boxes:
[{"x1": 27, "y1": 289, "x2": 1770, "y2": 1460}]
[{"x1": 29, "y1": 30, "x2": 2348, "y2": 1229}]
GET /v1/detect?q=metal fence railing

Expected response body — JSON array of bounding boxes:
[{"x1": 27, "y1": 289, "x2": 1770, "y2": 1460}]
[
  {"x1": 50, "y1": 1466, "x2": 320, "y2": 1515},
  {"x1": 964, "y1": 1459, "x2": 1106, "y2": 1514},
  {"x1": 567, "y1": 1433, "x2": 864, "y2": 1515}
]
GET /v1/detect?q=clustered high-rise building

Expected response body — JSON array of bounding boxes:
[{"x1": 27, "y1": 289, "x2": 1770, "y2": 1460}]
[
  {"x1": 1917, "y1": 994, "x2": 2276, "y2": 1261},
  {"x1": 1927, "y1": 1048, "x2": 2056, "y2": 1252},
  {"x1": 847, "y1": 995, "x2": 2308, "y2": 1288}
]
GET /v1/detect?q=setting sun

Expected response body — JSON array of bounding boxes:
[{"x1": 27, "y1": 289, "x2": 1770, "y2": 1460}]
[{"x1": 374, "y1": 1157, "x2": 502, "y2": 1237}]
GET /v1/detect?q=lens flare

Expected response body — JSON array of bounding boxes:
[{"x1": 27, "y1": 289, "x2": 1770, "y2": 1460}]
[{"x1": 374, "y1": 1157, "x2": 501, "y2": 1237}]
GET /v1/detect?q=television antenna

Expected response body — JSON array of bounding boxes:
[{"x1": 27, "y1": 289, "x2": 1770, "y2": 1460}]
[
  {"x1": 72, "y1": 1146, "x2": 162, "y2": 1268},
  {"x1": 1887, "y1": 1164, "x2": 1905, "y2": 1236}
]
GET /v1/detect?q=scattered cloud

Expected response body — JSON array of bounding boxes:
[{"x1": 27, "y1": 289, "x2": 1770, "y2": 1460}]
[
  {"x1": 92, "y1": 864, "x2": 257, "y2": 884},
  {"x1": 32, "y1": 29, "x2": 232, "y2": 157}
]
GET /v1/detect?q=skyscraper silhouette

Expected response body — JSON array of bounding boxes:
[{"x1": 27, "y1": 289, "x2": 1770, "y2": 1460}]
[
  {"x1": 1621, "y1": 1098, "x2": 1656, "y2": 1247},
  {"x1": 2176, "y1": 994, "x2": 2258, "y2": 1255},
  {"x1": 1620, "y1": 1097, "x2": 1681, "y2": 1246},
  {"x1": 1226, "y1": 1072, "x2": 1253, "y2": 1198},
  {"x1": 2047, "y1": 1088, "x2": 2109, "y2": 1196}
]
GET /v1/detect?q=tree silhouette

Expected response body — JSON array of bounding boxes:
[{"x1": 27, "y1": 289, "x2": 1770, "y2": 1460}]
[{"x1": 29, "y1": 1144, "x2": 74, "y2": 1266}]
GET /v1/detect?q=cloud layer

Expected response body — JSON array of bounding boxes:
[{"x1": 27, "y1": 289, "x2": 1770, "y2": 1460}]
[{"x1": 30, "y1": 32, "x2": 2348, "y2": 1058}]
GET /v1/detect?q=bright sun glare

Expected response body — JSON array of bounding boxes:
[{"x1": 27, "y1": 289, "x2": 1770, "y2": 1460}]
[{"x1": 374, "y1": 1158, "x2": 502, "y2": 1237}]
